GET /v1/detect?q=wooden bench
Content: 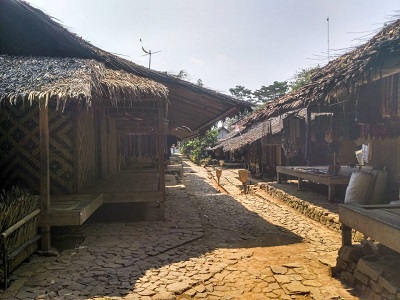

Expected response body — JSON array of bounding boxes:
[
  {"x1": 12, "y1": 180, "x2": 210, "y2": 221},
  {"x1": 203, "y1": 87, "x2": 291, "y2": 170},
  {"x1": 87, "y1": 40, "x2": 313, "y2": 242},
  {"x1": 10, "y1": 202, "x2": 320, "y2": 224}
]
[{"x1": 339, "y1": 204, "x2": 400, "y2": 253}]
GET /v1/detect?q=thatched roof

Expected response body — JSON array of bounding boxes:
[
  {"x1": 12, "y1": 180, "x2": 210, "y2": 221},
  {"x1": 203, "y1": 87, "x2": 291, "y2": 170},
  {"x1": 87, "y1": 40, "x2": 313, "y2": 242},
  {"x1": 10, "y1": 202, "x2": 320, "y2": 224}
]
[
  {"x1": 217, "y1": 109, "x2": 334, "y2": 152},
  {"x1": 0, "y1": 0, "x2": 251, "y2": 138},
  {"x1": 213, "y1": 115, "x2": 284, "y2": 152},
  {"x1": 0, "y1": 55, "x2": 168, "y2": 110},
  {"x1": 241, "y1": 19, "x2": 400, "y2": 127}
]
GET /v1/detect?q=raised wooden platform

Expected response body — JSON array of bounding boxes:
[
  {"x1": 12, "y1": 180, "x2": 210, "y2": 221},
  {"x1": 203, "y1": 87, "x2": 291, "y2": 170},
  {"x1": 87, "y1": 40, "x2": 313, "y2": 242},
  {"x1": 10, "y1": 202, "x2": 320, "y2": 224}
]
[
  {"x1": 276, "y1": 166, "x2": 352, "y2": 202},
  {"x1": 39, "y1": 171, "x2": 164, "y2": 226},
  {"x1": 340, "y1": 204, "x2": 400, "y2": 253},
  {"x1": 84, "y1": 171, "x2": 162, "y2": 203},
  {"x1": 39, "y1": 194, "x2": 104, "y2": 226}
]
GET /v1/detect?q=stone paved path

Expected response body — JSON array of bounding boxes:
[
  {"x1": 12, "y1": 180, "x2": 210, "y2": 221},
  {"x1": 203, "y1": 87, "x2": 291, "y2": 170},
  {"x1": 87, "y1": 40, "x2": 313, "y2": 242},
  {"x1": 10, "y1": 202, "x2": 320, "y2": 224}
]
[{"x1": 0, "y1": 156, "x2": 360, "y2": 300}]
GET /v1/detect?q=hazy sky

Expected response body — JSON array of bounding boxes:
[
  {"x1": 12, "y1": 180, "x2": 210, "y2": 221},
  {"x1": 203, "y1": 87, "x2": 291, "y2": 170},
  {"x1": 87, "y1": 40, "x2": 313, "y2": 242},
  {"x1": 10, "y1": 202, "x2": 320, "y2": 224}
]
[{"x1": 27, "y1": 0, "x2": 399, "y2": 95}]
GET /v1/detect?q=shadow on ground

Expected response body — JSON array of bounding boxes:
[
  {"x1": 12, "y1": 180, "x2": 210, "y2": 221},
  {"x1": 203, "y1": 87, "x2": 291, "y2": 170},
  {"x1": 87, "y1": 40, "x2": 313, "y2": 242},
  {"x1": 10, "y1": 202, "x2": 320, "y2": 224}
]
[{"x1": 4, "y1": 157, "x2": 308, "y2": 299}]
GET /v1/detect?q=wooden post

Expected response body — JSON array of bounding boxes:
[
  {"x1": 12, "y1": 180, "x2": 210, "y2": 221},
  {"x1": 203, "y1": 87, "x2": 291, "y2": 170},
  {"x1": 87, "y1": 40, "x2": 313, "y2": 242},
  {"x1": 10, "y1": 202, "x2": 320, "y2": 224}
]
[
  {"x1": 157, "y1": 103, "x2": 165, "y2": 220},
  {"x1": 328, "y1": 184, "x2": 335, "y2": 202},
  {"x1": 73, "y1": 108, "x2": 80, "y2": 193},
  {"x1": 277, "y1": 172, "x2": 282, "y2": 184},
  {"x1": 39, "y1": 95, "x2": 51, "y2": 251},
  {"x1": 304, "y1": 107, "x2": 311, "y2": 166}
]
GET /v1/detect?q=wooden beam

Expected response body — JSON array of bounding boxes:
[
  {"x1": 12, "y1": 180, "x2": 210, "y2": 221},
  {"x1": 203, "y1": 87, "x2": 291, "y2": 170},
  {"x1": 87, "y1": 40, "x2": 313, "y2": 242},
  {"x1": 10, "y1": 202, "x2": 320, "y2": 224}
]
[
  {"x1": 39, "y1": 95, "x2": 51, "y2": 251},
  {"x1": 116, "y1": 123, "x2": 157, "y2": 130},
  {"x1": 195, "y1": 106, "x2": 238, "y2": 133}
]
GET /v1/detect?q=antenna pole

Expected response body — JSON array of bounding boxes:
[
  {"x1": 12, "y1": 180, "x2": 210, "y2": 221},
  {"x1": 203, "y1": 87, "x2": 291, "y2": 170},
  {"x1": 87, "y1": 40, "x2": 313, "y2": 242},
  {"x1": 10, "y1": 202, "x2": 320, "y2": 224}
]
[
  {"x1": 327, "y1": 17, "x2": 330, "y2": 62},
  {"x1": 140, "y1": 39, "x2": 160, "y2": 70},
  {"x1": 149, "y1": 50, "x2": 152, "y2": 69}
]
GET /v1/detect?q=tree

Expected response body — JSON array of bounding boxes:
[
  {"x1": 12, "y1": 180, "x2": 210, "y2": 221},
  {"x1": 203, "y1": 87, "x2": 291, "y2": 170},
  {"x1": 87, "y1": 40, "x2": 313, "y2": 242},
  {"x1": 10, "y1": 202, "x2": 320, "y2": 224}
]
[
  {"x1": 253, "y1": 81, "x2": 289, "y2": 104},
  {"x1": 180, "y1": 129, "x2": 218, "y2": 164},
  {"x1": 197, "y1": 79, "x2": 204, "y2": 87},
  {"x1": 229, "y1": 85, "x2": 255, "y2": 103},
  {"x1": 290, "y1": 66, "x2": 320, "y2": 91}
]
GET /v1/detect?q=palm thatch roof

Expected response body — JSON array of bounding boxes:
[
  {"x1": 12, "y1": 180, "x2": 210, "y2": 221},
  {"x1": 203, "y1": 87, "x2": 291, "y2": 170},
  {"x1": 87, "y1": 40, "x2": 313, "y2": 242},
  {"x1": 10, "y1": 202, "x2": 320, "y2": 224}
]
[
  {"x1": 0, "y1": 55, "x2": 168, "y2": 110},
  {"x1": 241, "y1": 18, "x2": 400, "y2": 127},
  {"x1": 217, "y1": 109, "x2": 335, "y2": 152},
  {"x1": 213, "y1": 115, "x2": 284, "y2": 152},
  {"x1": 0, "y1": 0, "x2": 251, "y2": 138}
]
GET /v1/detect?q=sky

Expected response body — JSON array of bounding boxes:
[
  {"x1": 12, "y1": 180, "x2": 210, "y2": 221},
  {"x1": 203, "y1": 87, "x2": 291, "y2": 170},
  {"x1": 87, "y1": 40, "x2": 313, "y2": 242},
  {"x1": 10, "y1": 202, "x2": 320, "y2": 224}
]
[{"x1": 26, "y1": 0, "x2": 399, "y2": 95}]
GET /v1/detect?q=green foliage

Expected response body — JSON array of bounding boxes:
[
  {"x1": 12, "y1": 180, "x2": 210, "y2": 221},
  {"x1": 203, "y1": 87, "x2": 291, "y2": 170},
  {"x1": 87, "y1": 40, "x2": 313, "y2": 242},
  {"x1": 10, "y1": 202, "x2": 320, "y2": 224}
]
[
  {"x1": 253, "y1": 81, "x2": 289, "y2": 104},
  {"x1": 180, "y1": 129, "x2": 218, "y2": 164},
  {"x1": 229, "y1": 85, "x2": 255, "y2": 103},
  {"x1": 229, "y1": 81, "x2": 289, "y2": 105},
  {"x1": 289, "y1": 66, "x2": 320, "y2": 91}
]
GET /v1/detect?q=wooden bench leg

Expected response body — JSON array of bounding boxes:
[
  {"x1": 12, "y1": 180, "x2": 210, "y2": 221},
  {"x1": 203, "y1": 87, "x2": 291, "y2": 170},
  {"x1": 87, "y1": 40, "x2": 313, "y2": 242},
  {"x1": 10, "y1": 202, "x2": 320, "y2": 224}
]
[
  {"x1": 298, "y1": 178, "x2": 303, "y2": 190},
  {"x1": 342, "y1": 224, "x2": 352, "y2": 246},
  {"x1": 328, "y1": 184, "x2": 335, "y2": 202},
  {"x1": 277, "y1": 172, "x2": 282, "y2": 184}
]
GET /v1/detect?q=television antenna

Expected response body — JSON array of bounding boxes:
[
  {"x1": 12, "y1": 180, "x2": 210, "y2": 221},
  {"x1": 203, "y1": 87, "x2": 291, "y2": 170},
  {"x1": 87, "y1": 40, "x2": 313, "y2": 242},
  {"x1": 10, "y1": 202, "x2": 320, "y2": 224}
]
[{"x1": 140, "y1": 38, "x2": 161, "y2": 69}]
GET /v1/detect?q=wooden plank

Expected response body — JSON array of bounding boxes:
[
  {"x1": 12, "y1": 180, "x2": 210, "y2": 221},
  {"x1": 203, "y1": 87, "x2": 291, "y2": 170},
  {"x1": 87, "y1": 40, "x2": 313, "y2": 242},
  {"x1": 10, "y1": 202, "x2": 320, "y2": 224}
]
[
  {"x1": 103, "y1": 191, "x2": 164, "y2": 203},
  {"x1": 277, "y1": 166, "x2": 351, "y2": 202},
  {"x1": 359, "y1": 204, "x2": 400, "y2": 209},
  {"x1": 339, "y1": 204, "x2": 400, "y2": 253},
  {"x1": 39, "y1": 194, "x2": 104, "y2": 226},
  {"x1": 276, "y1": 166, "x2": 350, "y2": 185},
  {"x1": 39, "y1": 95, "x2": 51, "y2": 251},
  {"x1": 80, "y1": 194, "x2": 104, "y2": 223}
]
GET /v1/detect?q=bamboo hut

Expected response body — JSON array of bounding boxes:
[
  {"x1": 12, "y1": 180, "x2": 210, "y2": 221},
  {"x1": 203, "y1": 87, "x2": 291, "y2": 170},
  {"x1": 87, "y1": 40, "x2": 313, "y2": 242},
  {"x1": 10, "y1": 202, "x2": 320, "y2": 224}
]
[{"x1": 0, "y1": 0, "x2": 251, "y2": 250}]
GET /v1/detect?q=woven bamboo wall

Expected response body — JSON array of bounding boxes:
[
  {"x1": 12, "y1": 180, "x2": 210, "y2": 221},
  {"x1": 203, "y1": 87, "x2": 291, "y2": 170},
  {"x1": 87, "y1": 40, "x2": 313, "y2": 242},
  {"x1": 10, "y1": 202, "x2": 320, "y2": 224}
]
[
  {"x1": 0, "y1": 104, "x2": 40, "y2": 192},
  {"x1": 92, "y1": 107, "x2": 116, "y2": 178},
  {"x1": 75, "y1": 107, "x2": 96, "y2": 192},
  {"x1": 48, "y1": 106, "x2": 74, "y2": 194},
  {"x1": 0, "y1": 102, "x2": 74, "y2": 194}
]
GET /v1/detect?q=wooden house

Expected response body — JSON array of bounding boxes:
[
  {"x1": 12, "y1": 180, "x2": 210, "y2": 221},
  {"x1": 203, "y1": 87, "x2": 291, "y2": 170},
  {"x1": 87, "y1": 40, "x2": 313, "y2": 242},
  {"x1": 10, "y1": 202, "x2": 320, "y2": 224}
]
[
  {"x1": 0, "y1": 0, "x2": 250, "y2": 250},
  {"x1": 217, "y1": 126, "x2": 230, "y2": 140},
  {"x1": 212, "y1": 116, "x2": 284, "y2": 177},
  {"x1": 240, "y1": 20, "x2": 400, "y2": 190}
]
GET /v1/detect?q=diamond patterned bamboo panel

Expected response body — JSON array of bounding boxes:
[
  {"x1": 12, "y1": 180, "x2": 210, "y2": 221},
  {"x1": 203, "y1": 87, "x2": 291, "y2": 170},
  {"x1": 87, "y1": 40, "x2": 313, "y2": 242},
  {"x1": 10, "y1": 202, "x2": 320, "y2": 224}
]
[{"x1": 0, "y1": 103, "x2": 74, "y2": 194}]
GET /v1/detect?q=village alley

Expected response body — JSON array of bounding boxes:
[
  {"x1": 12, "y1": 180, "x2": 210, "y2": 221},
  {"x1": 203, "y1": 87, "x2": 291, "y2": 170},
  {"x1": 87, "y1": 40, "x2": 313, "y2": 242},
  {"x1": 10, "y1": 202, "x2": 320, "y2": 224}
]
[{"x1": 0, "y1": 156, "x2": 360, "y2": 300}]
